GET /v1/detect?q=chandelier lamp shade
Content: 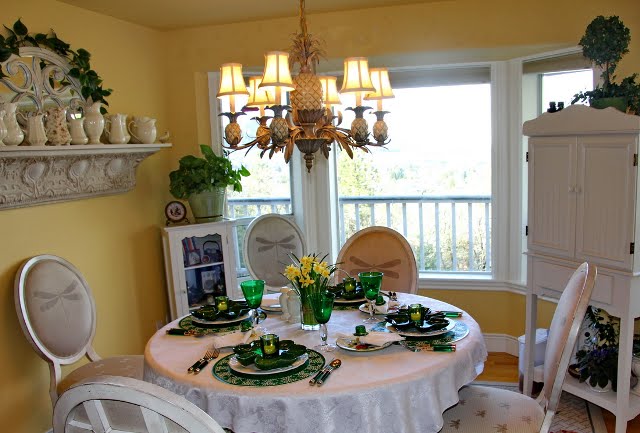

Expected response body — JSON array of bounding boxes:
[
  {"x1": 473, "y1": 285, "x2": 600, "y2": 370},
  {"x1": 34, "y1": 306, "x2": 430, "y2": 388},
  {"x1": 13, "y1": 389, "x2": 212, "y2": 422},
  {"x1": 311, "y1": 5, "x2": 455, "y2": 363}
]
[{"x1": 216, "y1": 0, "x2": 394, "y2": 172}]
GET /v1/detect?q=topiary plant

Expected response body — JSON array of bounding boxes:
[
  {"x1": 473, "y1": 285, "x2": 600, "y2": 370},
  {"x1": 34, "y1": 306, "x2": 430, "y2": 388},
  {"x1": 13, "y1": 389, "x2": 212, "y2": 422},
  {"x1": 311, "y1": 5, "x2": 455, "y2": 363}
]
[{"x1": 572, "y1": 15, "x2": 639, "y2": 114}]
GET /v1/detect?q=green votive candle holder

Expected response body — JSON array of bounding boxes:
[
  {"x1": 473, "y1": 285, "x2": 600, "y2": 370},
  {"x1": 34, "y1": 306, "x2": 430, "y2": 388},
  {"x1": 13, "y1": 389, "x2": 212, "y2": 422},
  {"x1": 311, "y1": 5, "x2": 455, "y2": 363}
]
[
  {"x1": 260, "y1": 334, "x2": 280, "y2": 359},
  {"x1": 343, "y1": 277, "x2": 356, "y2": 293},
  {"x1": 215, "y1": 296, "x2": 229, "y2": 312},
  {"x1": 408, "y1": 303, "x2": 423, "y2": 323}
]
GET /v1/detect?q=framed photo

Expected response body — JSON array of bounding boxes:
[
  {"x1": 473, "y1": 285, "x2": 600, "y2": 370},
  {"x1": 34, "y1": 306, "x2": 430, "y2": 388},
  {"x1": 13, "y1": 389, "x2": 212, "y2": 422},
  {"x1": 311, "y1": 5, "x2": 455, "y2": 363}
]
[{"x1": 201, "y1": 270, "x2": 216, "y2": 294}]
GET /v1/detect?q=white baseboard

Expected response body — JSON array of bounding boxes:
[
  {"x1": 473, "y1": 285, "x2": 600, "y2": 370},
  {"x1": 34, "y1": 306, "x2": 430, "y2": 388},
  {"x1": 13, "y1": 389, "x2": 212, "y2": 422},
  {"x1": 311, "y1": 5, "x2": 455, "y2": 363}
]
[{"x1": 483, "y1": 333, "x2": 519, "y2": 357}]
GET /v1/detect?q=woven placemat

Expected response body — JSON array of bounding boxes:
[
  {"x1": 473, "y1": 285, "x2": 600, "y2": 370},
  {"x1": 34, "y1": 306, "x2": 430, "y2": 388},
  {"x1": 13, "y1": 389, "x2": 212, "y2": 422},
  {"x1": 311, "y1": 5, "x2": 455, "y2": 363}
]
[{"x1": 212, "y1": 350, "x2": 325, "y2": 386}]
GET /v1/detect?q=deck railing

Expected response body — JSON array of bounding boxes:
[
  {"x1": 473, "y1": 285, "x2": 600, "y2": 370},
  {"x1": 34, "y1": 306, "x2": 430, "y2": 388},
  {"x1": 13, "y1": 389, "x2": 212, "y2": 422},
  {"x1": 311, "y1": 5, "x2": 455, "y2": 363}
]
[{"x1": 228, "y1": 195, "x2": 491, "y2": 273}]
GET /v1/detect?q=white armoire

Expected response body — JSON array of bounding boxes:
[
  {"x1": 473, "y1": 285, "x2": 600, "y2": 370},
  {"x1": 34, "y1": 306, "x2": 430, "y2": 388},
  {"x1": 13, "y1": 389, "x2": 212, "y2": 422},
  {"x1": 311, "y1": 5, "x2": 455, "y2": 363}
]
[{"x1": 523, "y1": 105, "x2": 640, "y2": 433}]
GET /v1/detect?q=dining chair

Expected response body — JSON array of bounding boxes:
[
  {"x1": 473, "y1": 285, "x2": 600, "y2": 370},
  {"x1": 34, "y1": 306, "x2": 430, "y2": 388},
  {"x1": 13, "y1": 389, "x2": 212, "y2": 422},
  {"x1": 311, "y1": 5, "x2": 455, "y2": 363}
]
[
  {"x1": 440, "y1": 262, "x2": 597, "y2": 433},
  {"x1": 53, "y1": 375, "x2": 226, "y2": 433},
  {"x1": 14, "y1": 254, "x2": 144, "y2": 407},
  {"x1": 243, "y1": 214, "x2": 306, "y2": 293},
  {"x1": 336, "y1": 226, "x2": 418, "y2": 294}
]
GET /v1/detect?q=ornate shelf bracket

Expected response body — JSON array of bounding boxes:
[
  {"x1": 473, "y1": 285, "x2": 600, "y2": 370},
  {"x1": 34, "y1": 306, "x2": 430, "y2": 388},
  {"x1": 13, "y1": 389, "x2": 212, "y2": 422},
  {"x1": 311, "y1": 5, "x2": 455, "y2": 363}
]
[{"x1": 0, "y1": 144, "x2": 170, "y2": 209}]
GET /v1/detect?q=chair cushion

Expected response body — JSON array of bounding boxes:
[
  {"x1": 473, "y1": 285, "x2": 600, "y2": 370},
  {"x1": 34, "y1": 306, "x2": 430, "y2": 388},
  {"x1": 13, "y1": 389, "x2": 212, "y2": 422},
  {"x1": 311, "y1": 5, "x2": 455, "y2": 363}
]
[
  {"x1": 58, "y1": 355, "x2": 144, "y2": 395},
  {"x1": 441, "y1": 385, "x2": 544, "y2": 433}
]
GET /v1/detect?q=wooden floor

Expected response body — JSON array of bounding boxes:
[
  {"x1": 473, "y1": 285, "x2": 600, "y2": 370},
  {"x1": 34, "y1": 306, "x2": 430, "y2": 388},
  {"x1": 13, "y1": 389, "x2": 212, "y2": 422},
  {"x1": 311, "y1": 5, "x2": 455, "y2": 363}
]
[{"x1": 480, "y1": 352, "x2": 639, "y2": 433}]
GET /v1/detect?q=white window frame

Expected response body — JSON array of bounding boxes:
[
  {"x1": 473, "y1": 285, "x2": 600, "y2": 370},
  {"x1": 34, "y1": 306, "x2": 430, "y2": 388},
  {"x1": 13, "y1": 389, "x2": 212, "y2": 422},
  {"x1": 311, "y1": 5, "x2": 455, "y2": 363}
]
[{"x1": 208, "y1": 49, "x2": 589, "y2": 293}]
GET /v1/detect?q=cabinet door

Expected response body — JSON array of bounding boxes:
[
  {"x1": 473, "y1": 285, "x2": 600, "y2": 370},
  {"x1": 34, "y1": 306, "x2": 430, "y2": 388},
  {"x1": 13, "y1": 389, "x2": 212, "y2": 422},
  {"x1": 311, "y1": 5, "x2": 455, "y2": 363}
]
[
  {"x1": 575, "y1": 135, "x2": 637, "y2": 270},
  {"x1": 164, "y1": 222, "x2": 239, "y2": 319},
  {"x1": 528, "y1": 137, "x2": 577, "y2": 257}
]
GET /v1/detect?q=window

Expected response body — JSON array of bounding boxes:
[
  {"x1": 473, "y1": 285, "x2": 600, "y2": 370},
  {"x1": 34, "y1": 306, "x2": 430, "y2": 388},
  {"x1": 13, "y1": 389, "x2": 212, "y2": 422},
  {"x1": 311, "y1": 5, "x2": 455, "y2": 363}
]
[{"x1": 336, "y1": 67, "x2": 492, "y2": 275}]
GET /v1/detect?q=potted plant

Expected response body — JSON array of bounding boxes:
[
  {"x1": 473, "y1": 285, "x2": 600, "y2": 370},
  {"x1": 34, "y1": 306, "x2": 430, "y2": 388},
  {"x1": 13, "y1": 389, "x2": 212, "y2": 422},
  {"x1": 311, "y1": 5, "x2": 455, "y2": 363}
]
[
  {"x1": 572, "y1": 15, "x2": 640, "y2": 114},
  {"x1": 575, "y1": 306, "x2": 620, "y2": 391},
  {"x1": 169, "y1": 144, "x2": 249, "y2": 223}
]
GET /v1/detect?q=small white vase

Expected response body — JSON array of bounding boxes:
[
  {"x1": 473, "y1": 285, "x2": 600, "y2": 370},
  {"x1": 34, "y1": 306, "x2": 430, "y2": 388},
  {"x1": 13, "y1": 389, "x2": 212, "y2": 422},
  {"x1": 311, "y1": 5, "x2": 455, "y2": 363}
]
[
  {"x1": 587, "y1": 378, "x2": 612, "y2": 393},
  {"x1": 83, "y1": 101, "x2": 104, "y2": 144},
  {"x1": 25, "y1": 113, "x2": 48, "y2": 146}
]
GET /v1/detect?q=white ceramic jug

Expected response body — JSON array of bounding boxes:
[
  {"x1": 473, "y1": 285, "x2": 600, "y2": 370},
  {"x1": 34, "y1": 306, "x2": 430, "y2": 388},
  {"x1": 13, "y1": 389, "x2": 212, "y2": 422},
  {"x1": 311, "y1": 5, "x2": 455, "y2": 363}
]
[
  {"x1": 1, "y1": 102, "x2": 24, "y2": 146},
  {"x1": 45, "y1": 106, "x2": 71, "y2": 145},
  {"x1": 128, "y1": 116, "x2": 157, "y2": 143},
  {"x1": 0, "y1": 110, "x2": 7, "y2": 146},
  {"x1": 104, "y1": 113, "x2": 129, "y2": 144},
  {"x1": 25, "y1": 113, "x2": 48, "y2": 146},
  {"x1": 279, "y1": 289, "x2": 301, "y2": 323},
  {"x1": 68, "y1": 117, "x2": 88, "y2": 145},
  {"x1": 83, "y1": 101, "x2": 104, "y2": 144}
]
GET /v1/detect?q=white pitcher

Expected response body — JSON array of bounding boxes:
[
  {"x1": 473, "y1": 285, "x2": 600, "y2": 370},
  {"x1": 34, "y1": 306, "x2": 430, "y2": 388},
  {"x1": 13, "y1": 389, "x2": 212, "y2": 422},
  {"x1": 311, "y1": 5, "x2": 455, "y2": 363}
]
[
  {"x1": 83, "y1": 101, "x2": 104, "y2": 144},
  {"x1": 68, "y1": 117, "x2": 88, "y2": 145},
  {"x1": 279, "y1": 288, "x2": 301, "y2": 323},
  {"x1": 1, "y1": 102, "x2": 24, "y2": 146},
  {"x1": 25, "y1": 113, "x2": 48, "y2": 146},
  {"x1": 0, "y1": 110, "x2": 7, "y2": 146},
  {"x1": 103, "y1": 113, "x2": 129, "y2": 144},
  {"x1": 128, "y1": 116, "x2": 157, "y2": 143}
]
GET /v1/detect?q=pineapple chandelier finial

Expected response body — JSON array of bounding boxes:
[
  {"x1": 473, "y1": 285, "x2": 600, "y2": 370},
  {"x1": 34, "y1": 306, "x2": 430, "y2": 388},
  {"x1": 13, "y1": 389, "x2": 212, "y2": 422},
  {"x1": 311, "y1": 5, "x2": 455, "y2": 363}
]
[{"x1": 216, "y1": 0, "x2": 394, "y2": 172}]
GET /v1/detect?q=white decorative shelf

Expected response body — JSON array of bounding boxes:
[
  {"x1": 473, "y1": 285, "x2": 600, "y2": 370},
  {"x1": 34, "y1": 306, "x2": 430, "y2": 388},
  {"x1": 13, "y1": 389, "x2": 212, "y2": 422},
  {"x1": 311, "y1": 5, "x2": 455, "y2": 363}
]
[{"x1": 0, "y1": 143, "x2": 171, "y2": 209}]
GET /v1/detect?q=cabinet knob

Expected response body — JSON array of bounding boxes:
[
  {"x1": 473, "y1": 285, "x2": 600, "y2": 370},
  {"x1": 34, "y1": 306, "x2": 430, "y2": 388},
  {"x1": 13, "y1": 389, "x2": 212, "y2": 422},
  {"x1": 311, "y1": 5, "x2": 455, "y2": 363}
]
[
  {"x1": 575, "y1": 186, "x2": 582, "y2": 193},
  {"x1": 568, "y1": 186, "x2": 575, "y2": 193}
]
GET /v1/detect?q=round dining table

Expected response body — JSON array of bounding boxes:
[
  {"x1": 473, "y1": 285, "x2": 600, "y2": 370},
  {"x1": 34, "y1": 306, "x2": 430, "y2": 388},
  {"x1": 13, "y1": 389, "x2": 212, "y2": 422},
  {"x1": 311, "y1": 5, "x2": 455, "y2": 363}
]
[{"x1": 144, "y1": 293, "x2": 487, "y2": 433}]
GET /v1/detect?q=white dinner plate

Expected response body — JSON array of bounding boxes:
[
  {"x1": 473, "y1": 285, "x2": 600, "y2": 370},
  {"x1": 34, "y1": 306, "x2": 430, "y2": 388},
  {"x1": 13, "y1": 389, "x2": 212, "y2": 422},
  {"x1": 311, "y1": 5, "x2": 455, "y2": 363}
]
[
  {"x1": 335, "y1": 337, "x2": 393, "y2": 352},
  {"x1": 333, "y1": 296, "x2": 367, "y2": 305},
  {"x1": 228, "y1": 353, "x2": 308, "y2": 376},
  {"x1": 386, "y1": 319, "x2": 456, "y2": 337},
  {"x1": 191, "y1": 311, "x2": 250, "y2": 327},
  {"x1": 358, "y1": 303, "x2": 388, "y2": 315}
]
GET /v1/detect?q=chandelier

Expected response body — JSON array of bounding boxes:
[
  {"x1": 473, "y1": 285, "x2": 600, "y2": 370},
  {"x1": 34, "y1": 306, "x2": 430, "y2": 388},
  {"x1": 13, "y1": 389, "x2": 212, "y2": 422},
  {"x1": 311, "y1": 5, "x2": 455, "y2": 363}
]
[{"x1": 216, "y1": 0, "x2": 394, "y2": 172}]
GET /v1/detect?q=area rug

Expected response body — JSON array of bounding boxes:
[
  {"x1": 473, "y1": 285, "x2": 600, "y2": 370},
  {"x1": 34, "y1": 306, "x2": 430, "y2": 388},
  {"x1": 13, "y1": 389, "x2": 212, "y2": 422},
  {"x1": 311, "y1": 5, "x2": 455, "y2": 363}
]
[{"x1": 474, "y1": 381, "x2": 607, "y2": 433}]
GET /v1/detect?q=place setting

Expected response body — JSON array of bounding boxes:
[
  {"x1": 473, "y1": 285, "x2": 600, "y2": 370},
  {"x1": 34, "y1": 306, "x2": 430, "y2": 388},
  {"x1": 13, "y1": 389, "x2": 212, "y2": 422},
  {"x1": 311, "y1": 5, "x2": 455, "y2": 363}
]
[{"x1": 327, "y1": 274, "x2": 367, "y2": 308}]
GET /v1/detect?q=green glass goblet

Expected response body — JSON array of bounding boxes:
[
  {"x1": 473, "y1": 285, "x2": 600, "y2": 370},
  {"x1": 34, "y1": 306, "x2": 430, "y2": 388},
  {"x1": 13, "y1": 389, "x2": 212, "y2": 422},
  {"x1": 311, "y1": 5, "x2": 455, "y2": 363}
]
[
  {"x1": 240, "y1": 279, "x2": 266, "y2": 334},
  {"x1": 310, "y1": 292, "x2": 336, "y2": 352},
  {"x1": 358, "y1": 272, "x2": 384, "y2": 325}
]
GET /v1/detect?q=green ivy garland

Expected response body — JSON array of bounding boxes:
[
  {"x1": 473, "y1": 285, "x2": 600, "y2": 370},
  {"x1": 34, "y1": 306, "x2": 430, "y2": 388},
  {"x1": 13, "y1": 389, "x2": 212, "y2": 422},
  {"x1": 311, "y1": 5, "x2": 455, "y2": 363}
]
[{"x1": 0, "y1": 19, "x2": 111, "y2": 112}]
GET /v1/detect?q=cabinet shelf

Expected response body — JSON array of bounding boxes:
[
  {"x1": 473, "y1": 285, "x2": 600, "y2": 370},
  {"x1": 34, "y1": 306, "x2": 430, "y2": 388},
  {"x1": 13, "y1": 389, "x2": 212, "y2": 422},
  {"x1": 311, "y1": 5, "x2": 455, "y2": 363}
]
[
  {"x1": 563, "y1": 374, "x2": 640, "y2": 419},
  {"x1": 0, "y1": 143, "x2": 171, "y2": 209},
  {"x1": 184, "y1": 261, "x2": 224, "y2": 271}
]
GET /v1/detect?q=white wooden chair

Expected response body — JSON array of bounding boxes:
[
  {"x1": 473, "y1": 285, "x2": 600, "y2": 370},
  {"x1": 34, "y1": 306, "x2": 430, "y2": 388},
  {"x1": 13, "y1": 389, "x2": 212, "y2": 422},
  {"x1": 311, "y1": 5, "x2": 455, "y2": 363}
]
[
  {"x1": 14, "y1": 254, "x2": 143, "y2": 407},
  {"x1": 440, "y1": 262, "x2": 597, "y2": 433},
  {"x1": 336, "y1": 226, "x2": 418, "y2": 294},
  {"x1": 53, "y1": 375, "x2": 226, "y2": 433},
  {"x1": 243, "y1": 214, "x2": 306, "y2": 293}
]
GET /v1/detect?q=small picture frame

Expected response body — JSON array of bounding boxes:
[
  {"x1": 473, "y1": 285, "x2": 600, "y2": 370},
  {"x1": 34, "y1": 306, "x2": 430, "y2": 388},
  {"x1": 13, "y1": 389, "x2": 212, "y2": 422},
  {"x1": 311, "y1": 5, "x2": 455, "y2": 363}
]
[{"x1": 201, "y1": 270, "x2": 215, "y2": 294}]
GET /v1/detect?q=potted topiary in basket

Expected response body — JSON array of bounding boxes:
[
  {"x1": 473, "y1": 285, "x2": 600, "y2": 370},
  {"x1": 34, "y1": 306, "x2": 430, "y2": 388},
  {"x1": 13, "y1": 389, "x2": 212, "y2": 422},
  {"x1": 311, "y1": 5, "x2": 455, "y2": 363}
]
[
  {"x1": 169, "y1": 144, "x2": 249, "y2": 223},
  {"x1": 572, "y1": 15, "x2": 640, "y2": 114}
]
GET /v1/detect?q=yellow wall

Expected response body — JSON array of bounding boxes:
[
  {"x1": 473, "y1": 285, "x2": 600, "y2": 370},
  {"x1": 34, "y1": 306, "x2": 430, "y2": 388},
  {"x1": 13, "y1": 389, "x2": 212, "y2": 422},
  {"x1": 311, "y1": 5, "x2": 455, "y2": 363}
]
[
  {"x1": 162, "y1": 0, "x2": 639, "y2": 331},
  {"x1": 2, "y1": 1, "x2": 639, "y2": 431},
  {"x1": 0, "y1": 1, "x2": 170, "y2": 432}
]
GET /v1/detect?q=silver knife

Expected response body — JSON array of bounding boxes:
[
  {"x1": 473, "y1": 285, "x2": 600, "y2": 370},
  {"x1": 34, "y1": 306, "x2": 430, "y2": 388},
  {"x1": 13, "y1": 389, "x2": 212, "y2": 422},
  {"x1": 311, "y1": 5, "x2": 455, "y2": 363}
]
[{"x1": 309, "y1": 358, "x2": 334, "y2": 385}]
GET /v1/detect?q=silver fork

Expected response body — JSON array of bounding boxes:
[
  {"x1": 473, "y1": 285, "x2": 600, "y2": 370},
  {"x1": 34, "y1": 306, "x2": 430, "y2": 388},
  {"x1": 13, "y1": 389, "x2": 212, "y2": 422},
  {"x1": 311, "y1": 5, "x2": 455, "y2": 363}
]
[{"x1": 188, "y1": 344, "x2": 220, "y2": 373}]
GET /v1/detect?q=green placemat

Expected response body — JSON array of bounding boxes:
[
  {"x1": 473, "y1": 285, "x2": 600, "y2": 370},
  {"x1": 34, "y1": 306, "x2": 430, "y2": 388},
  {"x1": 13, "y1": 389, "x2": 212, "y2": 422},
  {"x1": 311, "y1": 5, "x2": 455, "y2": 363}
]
[
  {"x1": 212, "y1": 350, "x2": 325, "y2": 386},
  {"x1": 178, "y1": 316, "x2": 249, "y2": 335}
]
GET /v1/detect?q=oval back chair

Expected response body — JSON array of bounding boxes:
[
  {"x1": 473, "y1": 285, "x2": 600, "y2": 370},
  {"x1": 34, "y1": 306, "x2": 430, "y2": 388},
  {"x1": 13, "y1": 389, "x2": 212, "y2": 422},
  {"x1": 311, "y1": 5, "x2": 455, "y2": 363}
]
[
  {"x1": 53, "y1": 376, "x2": 226, "y2": 433},
  {"x1": 440, "y1": 262, "x2": 597, "y2": 433},
  {"x1": 337, "y1": 226, "x2": 418, "y2": 294},
  {"x1": 15, "y1": 254, "x2": 143, "y2": 407},
  {"x1": 243, "y1": 214, "x2": 306, "y2": 292}
]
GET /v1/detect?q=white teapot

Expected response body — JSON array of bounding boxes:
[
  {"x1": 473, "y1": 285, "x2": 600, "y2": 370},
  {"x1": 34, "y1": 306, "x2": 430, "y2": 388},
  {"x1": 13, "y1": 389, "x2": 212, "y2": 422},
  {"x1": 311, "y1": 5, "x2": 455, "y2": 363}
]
[
  {"x1": 128, "y1": 116, "x2": 157, "y2": 143},
  {"x1": 279, "y1": 288, "x2": 301, "y2": 323}
]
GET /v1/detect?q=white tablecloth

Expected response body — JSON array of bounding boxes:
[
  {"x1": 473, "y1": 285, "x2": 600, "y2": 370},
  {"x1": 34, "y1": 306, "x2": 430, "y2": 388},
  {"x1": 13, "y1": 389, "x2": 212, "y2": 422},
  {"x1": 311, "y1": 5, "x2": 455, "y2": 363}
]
[{"x1": 144, "y1": 293, "x2": 487, "y2": 433}]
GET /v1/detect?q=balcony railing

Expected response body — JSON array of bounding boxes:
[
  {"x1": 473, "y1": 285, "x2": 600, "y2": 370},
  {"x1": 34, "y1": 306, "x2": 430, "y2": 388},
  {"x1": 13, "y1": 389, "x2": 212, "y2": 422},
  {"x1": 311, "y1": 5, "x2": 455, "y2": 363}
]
[{"x1": 228, "y1": 195, "x2": 491, "y2": 274}]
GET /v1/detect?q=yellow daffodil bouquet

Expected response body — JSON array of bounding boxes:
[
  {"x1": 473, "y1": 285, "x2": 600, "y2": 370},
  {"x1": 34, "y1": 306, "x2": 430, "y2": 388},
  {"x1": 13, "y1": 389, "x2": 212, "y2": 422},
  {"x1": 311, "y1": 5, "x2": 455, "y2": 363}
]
[{"x1": 283, "y1": 253, "x2": 338, "y2": 329}]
